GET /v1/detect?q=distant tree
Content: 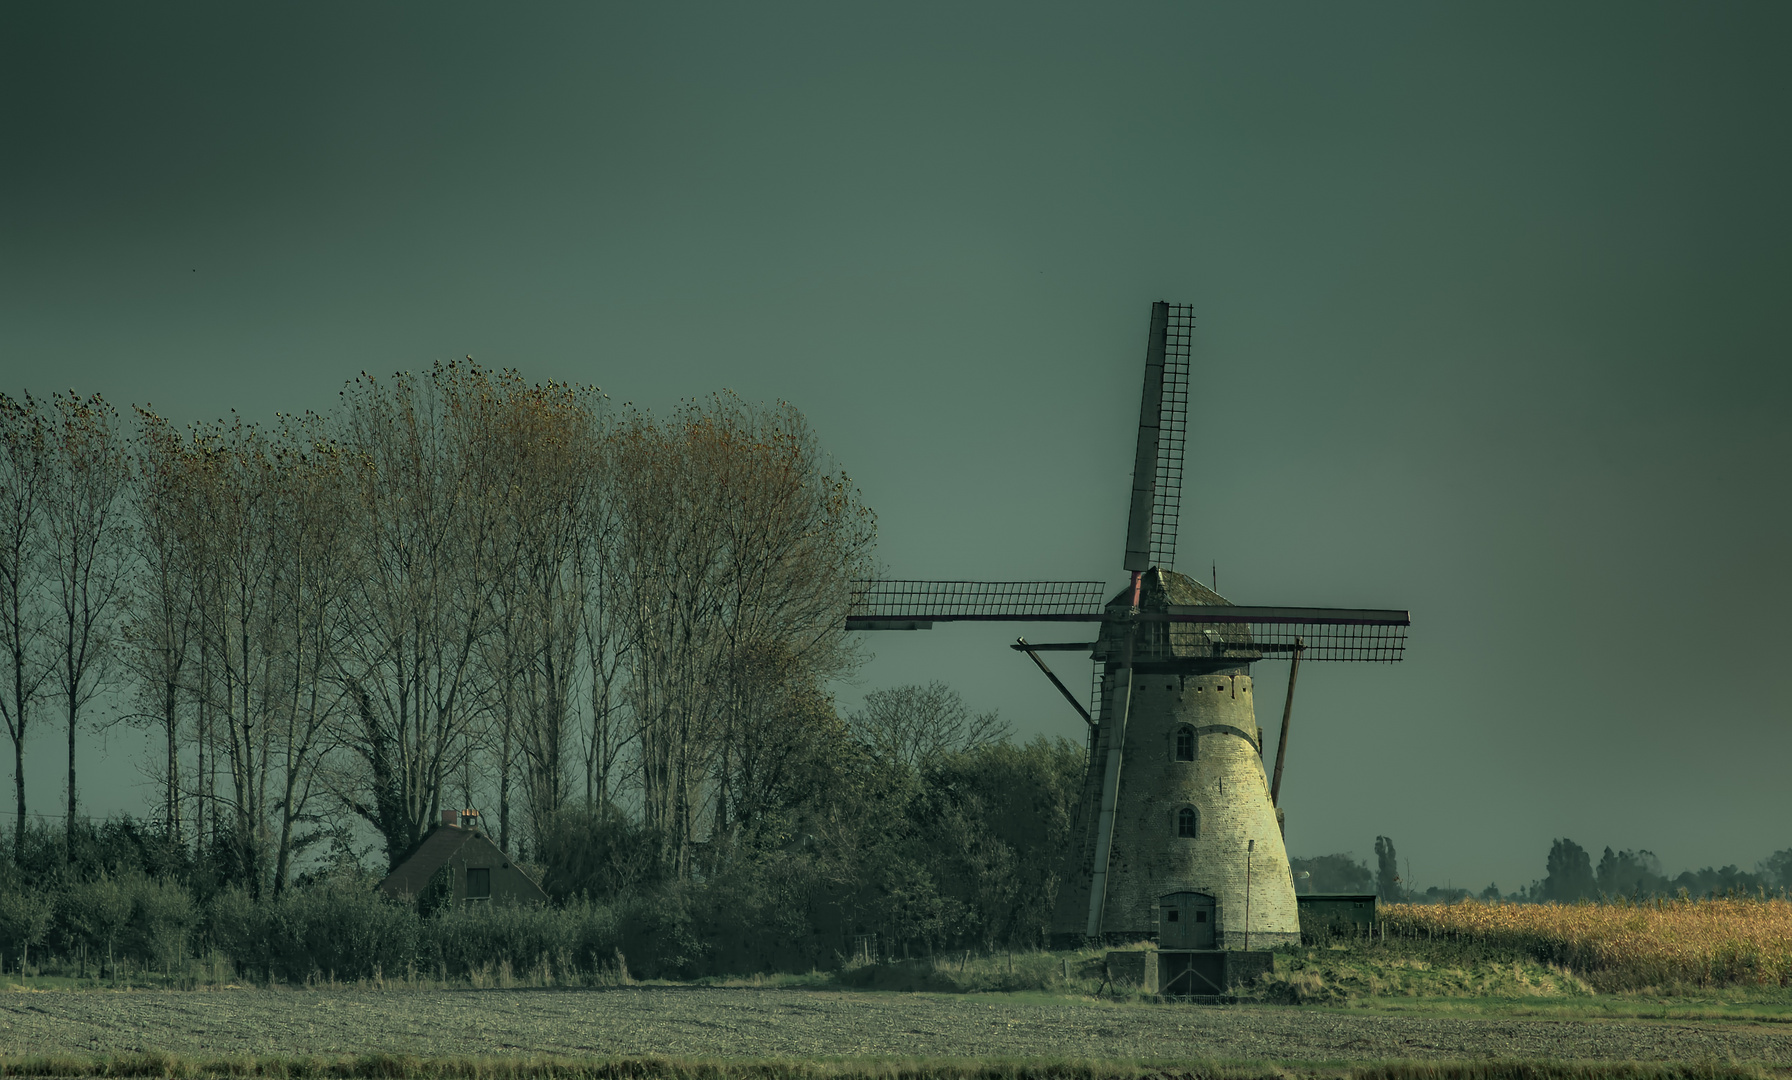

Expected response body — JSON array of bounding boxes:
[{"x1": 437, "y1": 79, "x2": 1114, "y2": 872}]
[
  {"x1": 1479, "y1": 882, "x2": 1500, "y2": 901},
  {"x1": 1374, "y1": 836, "x2": 1401, "y2": 902},
  {"x1": 1543, "y1": 838, "x2": 1597, "y2": 902},
  {"x1": 1290, "y1": 853, "x2": 1372, "y2": 894},
  {"x1": 1670, "y1": 863, "x2": 1768, "y2": 898},
  {"x1": 847, "y1": 683, "x2": 1010, "y2": 774},
  {"x1": 917, "y1": 735, "x2": 1084, "y2": 948},
  {"x1": 1758, "y1": 849, "x2": 1792, "y2": 891},
  {"x1": 1595, "y1": 847, "x2": 1667, "y2": 898}
]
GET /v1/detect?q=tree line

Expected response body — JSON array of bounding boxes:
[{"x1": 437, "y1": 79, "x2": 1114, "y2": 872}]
[
  {"x1": 1, "y1": 365, "x2": 881, "y2": 892},
  {"x1": 1292, "y1": 837, "x2": 1792, "y2": 904},
  {"x1": 0, "y1": 682, "x2": 1084, "y2": 978},
  {"x1": 2, "y1": 368, "x2": 1093, "y2": 974}
]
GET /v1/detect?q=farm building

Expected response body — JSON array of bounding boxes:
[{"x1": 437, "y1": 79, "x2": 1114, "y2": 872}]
[
  {"x1": 1295, "y1": 893, "x2": 1378, "y2": 940},
  {"x1": 378, "y1": 809, "x2": 548, "y2": 907}
]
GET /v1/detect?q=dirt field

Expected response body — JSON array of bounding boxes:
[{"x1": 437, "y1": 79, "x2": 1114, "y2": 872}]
[{"x1": 2, "y1": 987, "x2": 1788, "y2": 1064}]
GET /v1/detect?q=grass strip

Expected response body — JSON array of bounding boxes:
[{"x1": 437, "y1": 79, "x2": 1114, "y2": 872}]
[{"x1": 0, "y1": 1056, "x2": 1780, "y2": 1080}]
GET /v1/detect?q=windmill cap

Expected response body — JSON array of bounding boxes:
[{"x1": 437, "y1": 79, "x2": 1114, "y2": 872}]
[
  {"x1": 1098, "y1": 567, "x2": 1258, "y2": 662},
  {"x1": 1104, "y1": 567, "x2": 1228, "y2": 611}
]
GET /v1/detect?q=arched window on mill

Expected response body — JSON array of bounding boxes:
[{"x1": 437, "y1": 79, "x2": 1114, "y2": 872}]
[
  {"x1": 1177, "y1": 806, "x2": 1198, "y2": 838},
  {"x1": 1174, "y1": 724, "x2": 1195, "y2": 761}
]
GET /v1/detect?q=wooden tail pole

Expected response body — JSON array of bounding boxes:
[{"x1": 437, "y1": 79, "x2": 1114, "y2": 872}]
[
  {"x1": 1269, "y1": 637, "x2": 1305, "y2": 821},
  {"x1": 1085, "y1": 632, "x2": 1136, "y2": 940}
]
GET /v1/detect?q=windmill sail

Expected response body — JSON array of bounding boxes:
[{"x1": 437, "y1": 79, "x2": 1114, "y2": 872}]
[
  {"x1": 1123, "y1": 302, "x2": 1194, "y2": 573},
  {"x1": 846, "y1": 581, "x2": 1408, "y2": 662},
  {"x1": 845, "y1": 580, "x2": 1106, "y2": 629},
  {"x1": 1150, "y1": 304, "x2": 1192, "y2": 571},
  {"x1": 1122, "y1": 304, "x2": 1169, "y2": 573}
]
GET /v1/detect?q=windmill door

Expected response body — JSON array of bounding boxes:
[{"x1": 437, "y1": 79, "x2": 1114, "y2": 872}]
[{"x1": 1159, "y1": 891, "x2": 1216, "y2": 949}]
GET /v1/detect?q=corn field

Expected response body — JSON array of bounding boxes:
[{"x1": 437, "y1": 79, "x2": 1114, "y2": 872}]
[{"x1": 1384, "y1": 897, "x2": 1792, "y2": 990}]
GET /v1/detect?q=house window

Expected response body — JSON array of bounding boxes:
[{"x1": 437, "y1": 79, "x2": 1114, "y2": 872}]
[
  {"x1": 465, "y1": 867, "x2": 491, "y2": 902},
  {"x1": 1175, "y1": 725, "x2": 1195, "y2": 761},
  {"x1": 1177, "y1": 807, "x2": 1198, "y2": 838}
]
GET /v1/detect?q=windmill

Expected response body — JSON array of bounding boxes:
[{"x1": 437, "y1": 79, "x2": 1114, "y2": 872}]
[{"x1": 847, "y1": 302, "x2": 1410, "y2": 949}]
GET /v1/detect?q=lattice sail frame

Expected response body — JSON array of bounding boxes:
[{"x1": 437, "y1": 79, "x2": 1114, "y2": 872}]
[
  {"x1": 1129, "y1": 608, "x2": 1408, "y2": 663},
  {"x1": 846, "y1": 580, "x2": 1407, "y2": 661},
  {"x1": 1149, "y1": 305, "x2": 1192, "y2": 572},
  {"x1": 848, "y1": 580, "x2": 1108, "y2": 622}
]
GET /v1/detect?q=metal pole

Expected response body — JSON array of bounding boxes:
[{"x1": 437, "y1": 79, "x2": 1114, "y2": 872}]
[{"x1": 1269, "y1": 638, "x2": 1305, "y2": 813}]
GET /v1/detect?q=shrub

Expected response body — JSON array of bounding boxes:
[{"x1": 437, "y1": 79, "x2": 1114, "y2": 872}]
[
  {"x1": 211, "y1": 880, "x2": 420, "y2": 982},
  {"x1": 129, "y1": 875, "x2": 197, "y2": 974},
  {"x1": 60, "y1": 873, "x2": 133, "y2": 975},
  {"x1": 0, "y1": 888, "x2": 55, "y2": 971}
]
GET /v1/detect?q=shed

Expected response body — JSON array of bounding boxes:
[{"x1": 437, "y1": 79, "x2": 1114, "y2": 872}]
[
  {"x1": 1295, "y1": 893, "x2": 1377, "y2": 940},
  {"x1": 378, "y1": 810, "x2": 548, "y2": 908}
]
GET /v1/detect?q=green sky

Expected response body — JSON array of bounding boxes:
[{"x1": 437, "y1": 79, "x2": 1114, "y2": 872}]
[{"x1": 3, "y1": 2, "x2": 1788, "y2": 892}]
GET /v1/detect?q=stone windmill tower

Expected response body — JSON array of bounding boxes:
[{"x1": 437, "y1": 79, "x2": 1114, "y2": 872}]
[{"x1": 848, "y1": 302, "x2": 1409, "y2": 949}]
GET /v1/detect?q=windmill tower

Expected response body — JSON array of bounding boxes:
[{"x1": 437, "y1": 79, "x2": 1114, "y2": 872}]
[{"x1": 847, "y1": 302, "x2": 1409, "y2": 950}]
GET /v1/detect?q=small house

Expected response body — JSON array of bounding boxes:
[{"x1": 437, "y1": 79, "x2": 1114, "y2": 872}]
[{"x1": 378, "y1": 809, "x2": 549, "y2": 908}]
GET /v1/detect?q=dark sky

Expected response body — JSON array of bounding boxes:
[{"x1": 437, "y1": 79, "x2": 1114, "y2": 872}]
[{"x1": 4, "y1": 3, "x2": 1789, "y2": 892}]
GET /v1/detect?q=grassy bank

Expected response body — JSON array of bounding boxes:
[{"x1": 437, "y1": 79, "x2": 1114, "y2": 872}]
[
  {"x1": 10, "y1": 910, "x2": 1792, "y2": 1020},
  {"x1": 10, "y1": 941, "x2": 1792, "y2": 1016}
]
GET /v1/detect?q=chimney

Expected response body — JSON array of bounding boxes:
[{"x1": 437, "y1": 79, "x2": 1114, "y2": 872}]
[{"x1": 442, "y1": 809, "x2": 460, "y2": 827}]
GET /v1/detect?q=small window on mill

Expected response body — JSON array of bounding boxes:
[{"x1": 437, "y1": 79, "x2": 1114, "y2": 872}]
[
  {"x1": 1177, "y1": 807, "x2": 1198, "y2": 838},
  {"x1": 1175, "y1": 725, "x2": 1195, "y2": 761},
  {"x1": 465, "y1": 867, "x2": 492, "y2": 902}
]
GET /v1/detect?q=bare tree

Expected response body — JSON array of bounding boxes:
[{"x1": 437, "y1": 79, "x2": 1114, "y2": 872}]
[
  {"x1": 847, "y1": 682, "x2": 1011, "y2": 774},
  {"x1": 127, "y1": 414, "x2": 355, "y2": 892},
  {"x1": 266, "y1": 419, "x2": 354, "y2": 894},
  {"x1": 576, "y1": 427, "x2": 630, "y2": 817},
  {"x1": 506, "y1": 382, "x2": 599, "y2": 850},
  {"x1": 609, "y1": 405, "x2": 738, "y2": 873},
  {"x1": 333, "y1": 364, "x2": 506, "y2": 869},
  {"x1": 126, "y1": 409, "x2": 202, "y2": 843},
  {"x1": 0, "y1": 394, "x2": 53, "y2": 859},
  {"x1": 43, "y1": 393, "x2": 134, "y2": 850},
  {"x1": 183, "y1": 419, "x2": 285, "y2": 891},
  {"x1": 459, "y1": 375, "x2": 604, "y2": 855},
  {"x1": 608, "y1": 396, "x2": 874, "y2": 875}
]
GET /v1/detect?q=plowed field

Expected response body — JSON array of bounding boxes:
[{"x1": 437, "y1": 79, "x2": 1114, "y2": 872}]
[{"x1": 2, "y1": 987, "x2": 1788, "y2": 1064}]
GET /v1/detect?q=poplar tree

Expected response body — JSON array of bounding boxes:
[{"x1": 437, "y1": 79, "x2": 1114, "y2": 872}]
[
  {"x1": 0, "y1": 394, "x2": 52, "y2": 859},
  {"x1": 44, "y1": 393, "x2": 133, "y2": 851}
]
